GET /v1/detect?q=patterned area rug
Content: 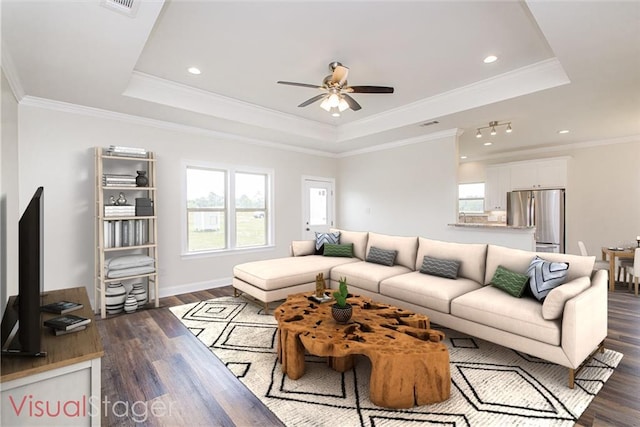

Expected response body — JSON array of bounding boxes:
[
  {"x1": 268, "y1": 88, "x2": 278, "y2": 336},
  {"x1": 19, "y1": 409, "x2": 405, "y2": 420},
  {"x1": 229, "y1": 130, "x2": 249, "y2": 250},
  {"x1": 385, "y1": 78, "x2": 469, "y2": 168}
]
[{"x1": 170, "y1": 296, "x2": 622, "y2": 427}]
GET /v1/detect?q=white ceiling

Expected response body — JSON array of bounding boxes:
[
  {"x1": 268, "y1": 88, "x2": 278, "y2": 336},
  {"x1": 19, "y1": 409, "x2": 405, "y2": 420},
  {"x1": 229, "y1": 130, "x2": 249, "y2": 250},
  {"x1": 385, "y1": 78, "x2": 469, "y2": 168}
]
[{"x1": 2, "y1": 0, "x2": 639, "y2": 158}]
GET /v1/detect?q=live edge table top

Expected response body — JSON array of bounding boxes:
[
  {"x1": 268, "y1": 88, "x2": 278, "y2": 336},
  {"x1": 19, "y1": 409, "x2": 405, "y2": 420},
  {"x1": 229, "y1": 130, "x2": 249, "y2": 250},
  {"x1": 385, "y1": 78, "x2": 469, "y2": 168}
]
[{"x1": 274, "y1": 292, "x2": 451, "y2": 408}]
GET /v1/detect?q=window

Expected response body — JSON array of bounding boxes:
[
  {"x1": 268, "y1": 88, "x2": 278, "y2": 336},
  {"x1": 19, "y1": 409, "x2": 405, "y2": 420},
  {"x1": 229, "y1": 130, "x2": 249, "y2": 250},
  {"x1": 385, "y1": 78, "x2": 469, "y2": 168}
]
[
  {"x1": 185, "y1": 164, "x2": 271, "y2": 253},
  {"x1": 458, "y1": 183, "x2": 485, "y2": 213}
]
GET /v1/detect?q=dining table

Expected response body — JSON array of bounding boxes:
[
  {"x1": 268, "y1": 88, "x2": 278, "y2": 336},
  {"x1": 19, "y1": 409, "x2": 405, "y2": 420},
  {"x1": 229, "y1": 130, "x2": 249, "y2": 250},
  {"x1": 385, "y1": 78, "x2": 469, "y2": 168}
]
[{"x1": 601, "y1": 246, "x2": 636, "y2": 291}]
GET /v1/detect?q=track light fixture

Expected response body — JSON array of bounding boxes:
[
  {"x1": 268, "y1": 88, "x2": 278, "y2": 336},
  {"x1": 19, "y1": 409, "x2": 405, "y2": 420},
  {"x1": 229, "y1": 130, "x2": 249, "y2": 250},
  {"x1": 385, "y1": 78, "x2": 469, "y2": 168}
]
[{"x1": 475, "y1": 121, "x2": 513, "y2": 139}]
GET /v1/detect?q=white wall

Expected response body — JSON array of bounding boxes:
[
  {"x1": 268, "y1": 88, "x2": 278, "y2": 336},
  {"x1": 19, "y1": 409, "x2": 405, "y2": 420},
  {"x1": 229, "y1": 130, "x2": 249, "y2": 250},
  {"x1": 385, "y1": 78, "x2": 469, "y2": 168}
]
[
  {"x1": 17, "y1": 104, "x2": 338, "y2": 298},
  {"x1": 337, "y1": 134, "x2": 459, "y2": 238},
  {"x1": 458, "y1": 140, "x2": 640, "y2": 256},
  {"x1": 565, "y1": 140, "x2": 640, "y2": 256},
  {"x1": 336, "y1": 134, "x2": 535, "y2": 250},
  {"x1": 1, "y1": 70, "x2": 20, "y2": 304}
]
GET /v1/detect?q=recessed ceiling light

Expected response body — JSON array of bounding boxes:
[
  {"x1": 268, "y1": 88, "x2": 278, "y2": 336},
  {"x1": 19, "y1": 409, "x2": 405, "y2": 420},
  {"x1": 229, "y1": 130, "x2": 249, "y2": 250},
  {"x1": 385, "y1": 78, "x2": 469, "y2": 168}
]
[
  {"x1": 558, "y1": 130, "x2": 570, "y2": 134},
  {"x1": 484, "y1": 142, "x2": 493, "y2": 146},
  {"x1": 187, "y1": 67, "x2": 201, "y2": 75},
  {"x1": 483, "y1": 55, "x2": 498, "y2": 64},
  {"x1": 460, "y1": 155, "x2": 467, "y2": 160}
]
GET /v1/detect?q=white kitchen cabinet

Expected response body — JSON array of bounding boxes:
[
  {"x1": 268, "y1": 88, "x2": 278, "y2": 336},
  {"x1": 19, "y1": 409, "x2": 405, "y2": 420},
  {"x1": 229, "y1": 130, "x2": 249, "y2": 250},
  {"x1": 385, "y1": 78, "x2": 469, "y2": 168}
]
[
  {"x1": 485, "y1": 166, "x2": 511, "y2": 210},
  {"x1": 509, "y1": 159, "x2": 567, "y2": 190}
]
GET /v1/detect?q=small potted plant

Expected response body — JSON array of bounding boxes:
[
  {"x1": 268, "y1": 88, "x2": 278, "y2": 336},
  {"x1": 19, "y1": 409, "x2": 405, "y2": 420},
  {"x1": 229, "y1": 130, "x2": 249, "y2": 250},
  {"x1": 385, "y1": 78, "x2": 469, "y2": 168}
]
[{"x1": 331, "y1": 277, "x2": 352, "y2": 323}]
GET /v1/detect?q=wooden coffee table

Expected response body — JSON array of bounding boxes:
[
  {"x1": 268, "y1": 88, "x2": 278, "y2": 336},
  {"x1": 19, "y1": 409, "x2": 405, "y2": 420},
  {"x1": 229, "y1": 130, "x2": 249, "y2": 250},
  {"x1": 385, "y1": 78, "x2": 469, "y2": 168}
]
[{"x1": 274, "y1": 292, "x2": 450, "y2": 408}]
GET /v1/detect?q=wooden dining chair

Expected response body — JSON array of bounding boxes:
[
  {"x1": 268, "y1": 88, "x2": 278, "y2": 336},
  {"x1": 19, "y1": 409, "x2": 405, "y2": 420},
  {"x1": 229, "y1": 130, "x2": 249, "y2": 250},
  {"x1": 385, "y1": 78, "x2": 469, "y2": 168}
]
[{"x1": 624, "y1": 248, "x2": 640, "y2": 296}]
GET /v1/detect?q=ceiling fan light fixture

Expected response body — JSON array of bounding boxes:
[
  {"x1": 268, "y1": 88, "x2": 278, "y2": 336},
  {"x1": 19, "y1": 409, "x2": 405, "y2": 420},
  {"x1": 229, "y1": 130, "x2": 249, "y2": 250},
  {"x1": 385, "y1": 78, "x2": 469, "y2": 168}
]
[
  {"x1": 320, "y1": 97, "x2": 331, "y2": 112},
  {"x1": 328, "y1": 93, "x2": 340, "y2": 108},
  {"x1": 490, "y1": 126, "x2": 497, "y2": 136},
  {"x1": 338, "y1": 97, "x2": 349, "y2": 112},
  {"x1": 506, "y1": 123, "x2": 512, "y2": 133},
  {"x1": 331, "y1": 107, "x2": 341, "y2": 117},
  {"x1": 476, "y1": 129, "x2": 482, "y2": 138}
]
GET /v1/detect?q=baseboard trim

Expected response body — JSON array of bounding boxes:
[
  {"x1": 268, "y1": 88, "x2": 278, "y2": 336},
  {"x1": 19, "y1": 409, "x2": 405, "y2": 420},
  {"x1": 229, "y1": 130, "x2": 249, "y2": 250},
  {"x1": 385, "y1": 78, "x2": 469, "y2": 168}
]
[{"x1": 159, "y1": 278, "x2": 231, "y2": 299}]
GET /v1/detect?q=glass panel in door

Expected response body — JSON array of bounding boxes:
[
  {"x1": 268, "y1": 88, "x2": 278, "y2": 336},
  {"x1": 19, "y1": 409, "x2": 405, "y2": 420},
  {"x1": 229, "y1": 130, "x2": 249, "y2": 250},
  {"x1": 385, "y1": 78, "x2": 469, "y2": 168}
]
[{"x1": 302, "y1": 179, "x2": 334, "y2": 240}]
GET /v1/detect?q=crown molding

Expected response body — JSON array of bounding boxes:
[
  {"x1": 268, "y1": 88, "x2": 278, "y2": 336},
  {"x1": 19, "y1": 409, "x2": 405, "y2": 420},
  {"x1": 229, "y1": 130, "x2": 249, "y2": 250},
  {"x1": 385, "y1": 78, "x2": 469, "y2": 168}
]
[
  {"x1": 337, "y1": 58, "x2": 570, "y2": 143},
  {"x1": 1, "y1": 42, "x2": 25, "y2": 102},
  {"x1": 123, "y1": 71, "x2": 338, "y2": 142},
  {"x1": 338, "y1": 128, "x2": 462, "y2": 158},
  {"x1": 19, "y1": 95, "x2": 339, "y2": 158},
  {"x1": 460, "y1": 134, "x2": 640, "y2": 163}
]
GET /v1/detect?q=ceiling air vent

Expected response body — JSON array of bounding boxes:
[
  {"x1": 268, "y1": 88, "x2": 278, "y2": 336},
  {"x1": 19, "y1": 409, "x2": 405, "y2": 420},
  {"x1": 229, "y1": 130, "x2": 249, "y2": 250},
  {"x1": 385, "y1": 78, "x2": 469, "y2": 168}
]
[
  {"x1": 101, "y1": 0, "x2": 140, "y2": 18},
  {"x1": 420, "y1": 120, "x2": 439, "y2": 127}
]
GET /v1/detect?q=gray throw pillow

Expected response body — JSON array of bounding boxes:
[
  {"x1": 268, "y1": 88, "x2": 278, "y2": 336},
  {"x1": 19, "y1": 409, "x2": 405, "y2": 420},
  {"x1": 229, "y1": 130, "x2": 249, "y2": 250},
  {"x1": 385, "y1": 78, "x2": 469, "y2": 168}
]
[
  {"x1": 366, "y1": 246, "x2": 397, "y2": 266},
  {"x1": 527, "y1": 256, "x2": 569, "y2": 301},
  {"x1": 420, "y1": 256, "x2": 460, "y2": 279}
]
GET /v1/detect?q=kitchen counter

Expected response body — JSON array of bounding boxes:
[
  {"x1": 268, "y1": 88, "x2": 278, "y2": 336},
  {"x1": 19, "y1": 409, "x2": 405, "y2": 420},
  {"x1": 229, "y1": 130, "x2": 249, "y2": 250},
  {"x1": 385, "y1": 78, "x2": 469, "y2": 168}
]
[{"x1": 448, "y1": 223, "x2": 535, "y2": 230}]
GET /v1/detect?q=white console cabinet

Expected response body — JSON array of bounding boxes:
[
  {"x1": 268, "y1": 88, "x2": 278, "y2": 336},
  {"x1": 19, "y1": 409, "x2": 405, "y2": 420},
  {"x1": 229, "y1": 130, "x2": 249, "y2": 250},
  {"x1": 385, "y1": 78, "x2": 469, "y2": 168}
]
[{"x1": 1, "y1": 287, "x2": 103, "y2": 426}]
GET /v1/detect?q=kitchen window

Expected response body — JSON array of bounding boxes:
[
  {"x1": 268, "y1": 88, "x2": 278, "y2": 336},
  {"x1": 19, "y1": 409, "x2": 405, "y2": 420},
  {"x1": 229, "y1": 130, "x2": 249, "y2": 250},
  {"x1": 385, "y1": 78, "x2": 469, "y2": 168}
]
[
  {"x1": 185, "y1": 164, "x2": 272, "y2": 254},
  {"x1": 458, "y1": 183, "x2": 485, "y2": 213}
]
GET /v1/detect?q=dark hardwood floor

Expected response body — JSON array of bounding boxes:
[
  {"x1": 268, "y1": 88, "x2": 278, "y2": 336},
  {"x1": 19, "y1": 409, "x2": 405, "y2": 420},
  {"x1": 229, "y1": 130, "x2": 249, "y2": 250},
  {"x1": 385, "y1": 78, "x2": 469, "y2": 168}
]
[{"x1": 98, "y1": 284, "x2": 640, "y2": 426}]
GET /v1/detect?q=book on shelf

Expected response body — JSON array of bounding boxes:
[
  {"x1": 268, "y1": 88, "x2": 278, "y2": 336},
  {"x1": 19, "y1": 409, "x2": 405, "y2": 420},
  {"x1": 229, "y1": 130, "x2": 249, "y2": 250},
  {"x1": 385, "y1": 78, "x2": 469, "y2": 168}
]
[
  {"x1": 44, "y1": 314, "x2": 91, "y2": 331},
  {"x1": 104, "y1": 219, "x2": 148, "y2": 248},
  {"x1": 106, "y1": 146, "x2": 148, "y2": 158},
  {"x1": 41, "y1": 300, "x2": 84, "y2": 314},
  {"x1": 52, "y1": 325, "x2": 87, "y2": 336}
]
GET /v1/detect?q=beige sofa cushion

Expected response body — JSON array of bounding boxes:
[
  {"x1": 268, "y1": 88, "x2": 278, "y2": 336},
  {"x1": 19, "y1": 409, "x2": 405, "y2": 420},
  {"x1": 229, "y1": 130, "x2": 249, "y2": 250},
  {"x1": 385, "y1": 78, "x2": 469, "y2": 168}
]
[
  {"x1": 366, "y1": 232, "x2": 418, "y2": 270},
  {"x1": 416, "y1": 238, "x2": 487, "y2": 284},
  {"x1": 451, "y1": 286, "x2": 561, "y2": 345},
  {"x1": 484, "y1": 245, "x2": 595, "y2": 285},
  {"x1": 290, "y1": 240, "x2": 315, "y2": 256},
  {"x1": 542, "y1": 276, "x2": 591, "y2": 320},
  {"x1": 380, "y1": 271, "x2": 483, "y2": 314},
  {"x1": 330, "y1": 261, "x2": 411, "y2": 293},
  {"x1": 234, "y1": 255, "x2": 357, "y2": 291},
  {"x1": 330, "y1": 228, "x2": 369, "y2": 260}
]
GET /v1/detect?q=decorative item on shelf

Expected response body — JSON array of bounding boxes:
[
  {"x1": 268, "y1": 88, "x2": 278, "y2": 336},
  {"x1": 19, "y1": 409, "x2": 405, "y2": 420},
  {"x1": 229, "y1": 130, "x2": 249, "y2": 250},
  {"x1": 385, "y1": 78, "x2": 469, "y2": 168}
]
[
  {"x1": 135, "y1": 198, "x2": 154, "y2": 216},
  {"x1": 331, "y1": 277, "x2": 352, "y2": 323},
  {"x1": 105, "y1": 282, "x2": 126, "y2": 314},
  {"x1": 129, "y1": 283, "x2": 148, "y2": 308},
  {"x1": 315, "y1": 272, "x2": 326, "y2": 298},
  {"x1": 109, "y1": 195, "x2": 117, "y2": 205},
  {"x1": 116, "y1": 192, "x2": 127, "y2": 206},
  {"x1": 124, "y1": 295, "x2": 138, "y2": 314},
  {"x1": 637, "y1": 236, "x2": 640, "y2": 248},
  {"x1": 135, "y1": 170, "x2": 149, "y2": 187}
]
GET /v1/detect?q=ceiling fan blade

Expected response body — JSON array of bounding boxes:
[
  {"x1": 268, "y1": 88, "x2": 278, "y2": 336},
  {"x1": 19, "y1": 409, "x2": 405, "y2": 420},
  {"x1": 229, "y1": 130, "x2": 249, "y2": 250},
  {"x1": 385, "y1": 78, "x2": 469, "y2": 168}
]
[
  {"x1": 346, "y1": 86, "x2": 394, "y2": 94},
  {"x1": 330, "y1": 65, "x2": 349, "y2": 86},
  {"x1": 277, "y1": 81, "x2": 323, "y2": 89},
  {"x1": 342, "y1": 94, "x2": 362, "y2": 111},
  {"x1": 298, "y1": 94, "x2": 327, "y2": 107}
]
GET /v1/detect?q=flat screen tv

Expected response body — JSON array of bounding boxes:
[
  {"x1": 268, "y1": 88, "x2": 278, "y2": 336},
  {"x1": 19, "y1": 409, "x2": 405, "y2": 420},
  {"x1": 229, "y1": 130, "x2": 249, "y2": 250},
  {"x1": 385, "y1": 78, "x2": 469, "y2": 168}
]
[{"x1": 1, "y1": 186, "x2": 46, "y2": 356}]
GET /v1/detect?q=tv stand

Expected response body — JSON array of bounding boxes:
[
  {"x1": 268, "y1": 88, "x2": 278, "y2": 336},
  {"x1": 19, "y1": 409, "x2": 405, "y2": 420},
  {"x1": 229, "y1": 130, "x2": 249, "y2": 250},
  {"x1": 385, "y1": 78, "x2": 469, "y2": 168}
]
[{"x1": 1, "y1": 287, "x2": 103, "y2": 426}]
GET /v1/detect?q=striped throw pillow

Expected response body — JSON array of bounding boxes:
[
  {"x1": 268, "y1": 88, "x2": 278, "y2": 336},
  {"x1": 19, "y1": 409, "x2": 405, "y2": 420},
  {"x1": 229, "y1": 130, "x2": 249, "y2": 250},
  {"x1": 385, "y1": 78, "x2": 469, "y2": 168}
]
[
  {"x1": 323, "y1": 243, "x2": 353, "y2": 258},
  {"x1": 527, "y1": 256, "x2": 569, "y2": 301},
  {"x1": 490, "y1": 265, "x2": 529, "y2": 297},
  {"x1": 420, "y1": 256, "x2": 460, "y2": 280},
  {"x1": 315, "y1": 231, "x2": 340, "y2": 254},
  {"x1": 366, "y1": 246, "x2": 397, "y2": 266}
]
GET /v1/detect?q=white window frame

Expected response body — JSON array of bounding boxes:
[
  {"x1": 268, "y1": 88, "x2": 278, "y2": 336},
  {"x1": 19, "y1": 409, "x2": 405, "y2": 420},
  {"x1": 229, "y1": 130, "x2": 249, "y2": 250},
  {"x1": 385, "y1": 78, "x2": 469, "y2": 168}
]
[
  {"x1": 458, "y1": 182, "x2": 485, "y2": 214},
  {"x1": 182, "y1": 160, "x2": 275, "y2": 257}
]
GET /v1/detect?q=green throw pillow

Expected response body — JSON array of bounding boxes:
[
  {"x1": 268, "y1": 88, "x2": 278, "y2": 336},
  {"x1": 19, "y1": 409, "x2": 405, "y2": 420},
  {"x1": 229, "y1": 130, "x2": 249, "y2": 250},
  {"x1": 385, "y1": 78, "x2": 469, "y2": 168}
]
[
  {"x1": 323, "y1": 243, "x2": 353, "y2": 258},
  {"x1": 491, "y1": 265, "x2": 529, "y2": 297}
]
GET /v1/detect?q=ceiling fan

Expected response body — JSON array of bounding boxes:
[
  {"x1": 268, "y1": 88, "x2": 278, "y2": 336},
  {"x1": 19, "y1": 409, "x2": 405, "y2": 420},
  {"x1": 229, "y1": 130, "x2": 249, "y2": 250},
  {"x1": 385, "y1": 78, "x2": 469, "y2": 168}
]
[{"x1": 277, "y1": 61, "x2": 394, "y2": 115}]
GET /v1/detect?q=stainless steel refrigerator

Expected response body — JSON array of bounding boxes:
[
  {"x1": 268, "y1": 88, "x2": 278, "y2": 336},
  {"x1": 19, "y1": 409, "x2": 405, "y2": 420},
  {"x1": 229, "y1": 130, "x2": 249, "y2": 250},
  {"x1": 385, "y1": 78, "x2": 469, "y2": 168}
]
[{"x1": 506, "y1": 189, "x2": 565, "y2": 253}]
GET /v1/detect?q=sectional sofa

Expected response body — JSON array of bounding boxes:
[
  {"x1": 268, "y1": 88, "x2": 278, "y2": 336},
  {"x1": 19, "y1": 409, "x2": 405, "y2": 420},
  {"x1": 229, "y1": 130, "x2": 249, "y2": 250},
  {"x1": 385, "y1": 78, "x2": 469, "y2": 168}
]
[{"x1": 232, "y1": 228, "x2": 607, "y2": 388}]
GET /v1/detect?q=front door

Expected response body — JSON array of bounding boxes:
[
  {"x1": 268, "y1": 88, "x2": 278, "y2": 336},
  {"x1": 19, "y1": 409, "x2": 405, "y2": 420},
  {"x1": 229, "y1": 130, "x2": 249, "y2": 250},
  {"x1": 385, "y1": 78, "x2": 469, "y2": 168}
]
[{"x1": 302, "y1": 177, "x2": 335, "y2": 240}]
